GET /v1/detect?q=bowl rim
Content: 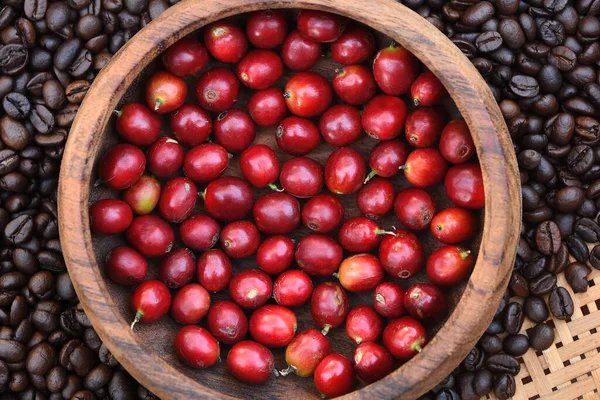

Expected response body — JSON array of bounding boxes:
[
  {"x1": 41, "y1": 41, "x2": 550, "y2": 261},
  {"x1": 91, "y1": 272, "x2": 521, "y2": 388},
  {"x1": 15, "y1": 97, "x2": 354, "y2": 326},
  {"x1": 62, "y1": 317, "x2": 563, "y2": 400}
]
[{"x1": 58, "y1": 0, "x2": 521, "y2": 398}]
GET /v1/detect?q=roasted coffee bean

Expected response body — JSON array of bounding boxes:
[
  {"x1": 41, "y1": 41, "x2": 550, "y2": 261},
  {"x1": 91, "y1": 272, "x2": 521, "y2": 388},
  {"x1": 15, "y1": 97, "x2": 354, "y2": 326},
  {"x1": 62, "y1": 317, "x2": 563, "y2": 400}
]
[
  {"x1": 547, "y1": 243, "x2": 569, "y2": 273},
  {"x1": 9, "y1": 295, "x2": 28, "y2": 326},
  {"x1": 457, "y1": 372, "x2": 478, "y2": 400},
  {"x1": 535, "y1": 221, "x2": 561, "y2": 255},
  {"x1": 0, "y1": 339, "x2": 26, "y2": 362},
  {"x1": 499, "y1": 18, "x2": 525, "y2": 49},
  {"x1": 503, "y1": 302, "x2": 524, "y2": 334},
  {"x1": 4, "y1": 214, "x2": 34, "y2": 245},
  {"x1": 547, "y1": 45, "x2": 577, "y2": 71},
  {"x1": 84, "y1": 364, "x2": 113, "y2": 391},
  {"x1": 435, "y1": 389, "x2": 460, "y2": 400},
  {"x1": 494, "y1": 373, "x2": 516, "y2": 400},
  {"x1": 29, "y1": 104, "x2": 54, "y2": 134},
  {"x1": 1, "y1": 116, "x2": 30, "y2": 150},
  {"x1": 55, "y1": 104, "x2": 78, "y2": 127},
  {"x1": 509, "y1": 271, "x2": 530, "y2": 297},
  {"x1": 108, "y1": 370, "x2": 136, "y2": 400},
  {"x1": 68, "y1": 49, "x2": 92, "y2": 77},
  {"x1": 529, "y1": 322, "x2": 555, "y2": 351},
  {"x1": 0, "y1": 44, "x2": 29, "y2": 75},
  {"x1": 522, "y1": 253, "x2": 548, "y2": 278},
  {"x1": 540, "y1": 20, "x2": 566, "y2": 46},
  {"x1": 565, "y1": 261, "x2": 591, "y2": 292},
  {"x1": 8, "y1": 370, "x2": 29, "y2": 391},
  {"x1": 41, "y1": 80, "x2": 66, "y2": 110},
  {"x1": 28, "y1": 270, "x2": 54, "y2": 298},
  {"x1": 503, "y1": 334, "x2": 529, "y2": 356},
  {"x1": 0, "y1": 149, "x2": 20, "y2": 175},
  {"x1": 529, "y1": 272, "x2": 557, "y2": 295},
  {"x1": 26, "y1": 342, "x2": 55, "y2": 375},
  {"x1": 509, "y1": 75, "x2": 539, "y2": 98},
  {"x1": 566, "y1": 145, "x2": 594, "y2": 175},
  {"x1": 565, "y1": 234, "x2": 589, "y2": 262},
  {"x1": 462, "y1": 347, "x2": 485, "y2": 372},
  {"x1": 479, "y1": 334, "x2": 502, "y2": 353},
  {"x1": 53, "y1": 37, "x2": 81, "y2": 70},
  {"x1": 486, "y1": 354, "x2": 520, "y2": 375},
  {"x1": 574, "y1": 217, "x2": 600, "y2": 242},
  {"x1": 461, "y1": 1, "x2": 495, "y2": 25},
  {"x1": 2, "y1": 93, "x2": 31, "y2": 120},
  {"x1": 549, "y1": 286, "x2": 574, "y2": 319},
  {"x1": 98, "y1": 343, "x2": 118, "y2": 367},
  {"x1": 575, "y1": 116, "x2": 599, "y2": 141},
  {"x1": 46, "y1": 365, "x2": 67, "y2": 393},
  {"x1": 65, "y1": 80, "x2": 90, "y2": 104},
  {"x1": 579, "y1": 41, "x2": 600, "y2": 64}
]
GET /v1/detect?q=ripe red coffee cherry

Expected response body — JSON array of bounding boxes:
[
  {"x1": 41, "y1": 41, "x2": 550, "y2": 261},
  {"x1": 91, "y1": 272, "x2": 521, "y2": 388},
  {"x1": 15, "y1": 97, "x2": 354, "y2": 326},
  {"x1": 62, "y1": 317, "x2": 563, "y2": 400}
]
[
  {"x1": 179, "y1": 214, "x2": 220, "y2": 251},
  {"x1": 295, "y1": 234, "x2": 343, "y2": 277},
  {"x1": 282, "y1": 328, "x2": 331, "y2": 377},
  {"x1": 330, "y1": 25, "x2": 375, "y2": 65},
  {"x1": 126, "y1": 215, "x2": 174, "y2": 257},
  {"x1": 427, "y1": 246, "x2": 475, "y2": 287},
  {"x1": 248, "y1": 88, "x2": 287, "y2": 127},
  {"x1": 297, "y1": 10, "x2": 347, "y2": 43},
  {"x1": 89, "y1": 199, "x2": 133, "y2": 235},
  {"x1": 256, "y1": 235, "x2": 294, "y2": 275},
  {"x1": 284, "y1": 72, "x2": 332, "y2": 117},
  {"x1": 365, "y1": 139, "x2": 409, "y2": 182},
  {"x1": 394, "y1": 188, "x2": 436, "y2": 231},
  {"x1": 439, "y1": 119, "x2": 475, "y2": 164},
  {"x1": 338, "y1": 217, "x2": 394, "y2": 253},
  {"x1": 373, "y1": 282, "x2": 405, "y2": 318},
  {"x1": 314, "y1": 354, "x2": 355, "y2": 398},
  {"x1": 214, "y1": 108, "x2": 256, "y2": 153},
  {"x1": 356, "y1": 178, "x2": 395, "y2": 219},
  {"x1": 404, "y1": 283, "x2": 448, "y2": 322},
  {"x1": 273, "y1": 270, "x2": 313, "y2": 307},
  {"x1": 405, "y1": 107, "x2": 446, "y2": 147},
  {"x1": 345, "y1": 306, "x2": 382, "y2": 344},
  {"x1": 203, "y1": 21, "x2": 248, "y2": 63},
  {"x1": 240, "y1": 144, "x2": 280, "y2": 188},
  {"x1": 282, "y1": 30, "x2": 322, "y2": 71},
  {"x1": 183, "y1": 143, "x2": 230, "y2": 184},
  {"x1": 229, "y1": 269, "x2": 273, "y2": 310},
  {"x1": 196, "y1": 249, "x2": 232, "y2": 292},
  {"x1": 445, "y1": 163, "x2": 485, "y2": 209},
  {"x1": 280, "y1": 157, "x2": 323, "y2": 198},
  {"x1": 171, "y1": 283, "x2": 211, "y2": 325},
  {"x1": 324, "y1": 147, "x2": 366, "y2": 194},
  {"x1": 249, "y1": 305, "x2": 297, "y2": 348},
  {"x1": 162, "y1": 38, "x2": 209, "y2": 76},
  {"x1": 158, "y1": 177, "x2": 197, "y2": 223},
  {"x1": 203, "y1": 176, "x2": 254, "y2": 222},
  {"x1": 383, "y1": 316, "x2": 427, "y2": 360},
  {"x1": 130, "y1": 280, "x2": 171, "y2": 328},
  {"x1": 311, "y1": 282, "x2": 349, "y2": 335},
  {"x1": 115, "y1": 103, "x2": 160, "y2": 146},
  {"x1": 220, "y1": 220, "x2": 260, "y2": 259},
  {"x1": 353, "y1": 342, "x2": 395, "y2": 383},
  {"x1": 362, "y1": 95, "x2": 408, "y2": 141},
  {"x1": 430, "y1": 207, "x2": 478, "y2": 244},
  {"x1": 338, "y1": 254, "x2": 385, "y2": 292},
  {"x1": 146, "y1": 137, "x2": 184, "y2": 179},
  {"x1": 123, "y1": 175, "x2": 161, "y2": 215},
  {"x1": 207, "y1": 300, "x2": 248, "y2": 344},
  {"x1": 253, "y1": 192, "x2": 301, "y2": 235},
  {"x1": 99, "y1": 144, "x2": 145, "y2": 190},
  {"x1": 319, "y1": 104, "x2": 363, "y2": 147},
  {"x1": 332, "y1": 65, "x2": 376, "y2": 105},
  {"x1": 170, "y1": 104, "x2": 212, "y2": 146},
  {"x1": 227, "y1": 341, "x2": 274, "y2": 384},
  {"x1": 195, "y1": 68, "x2": 240, "y2": 112},
  {"x1": 145, "y1": 71, "x2": 187, "y2": 113},
  {"x1": 104, "y1": 246, "x2": 147, "y2": 286},
  {"x1": 237, "y1": 50, "x2": 283, "y2": 90},
  {"x1": 158, "y1": 248, "x2": 196, "y2": 288},
  {"x1": 302, "y1": 194, "x2": 345, "y2": 233},
  {"x1": 402, "y1": 148, "x2": 448, "y2": 188},
  {"x1": 373, "y1": 45, "x2": 420, "y2": 95},
  {"x1": 174, "y1": 326, "x2": 219, "y2": 369},
  {"x1": 411, "y1": 71, "x2": 447, "y2": 106},
  {"x1": 379, "y1": 230, "x2": 424, "y2": 279},
  {"x1": 246, "y1": 10, "x2": 288, "y2": 49},
  {"x1": 276, "y1": 116, "x2": 321, "y2": 156}
]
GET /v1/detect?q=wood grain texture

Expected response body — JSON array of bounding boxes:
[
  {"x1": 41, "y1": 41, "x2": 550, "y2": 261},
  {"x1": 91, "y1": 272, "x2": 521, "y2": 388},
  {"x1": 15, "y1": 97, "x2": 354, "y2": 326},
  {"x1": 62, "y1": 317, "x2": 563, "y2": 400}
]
[{"x1": 57, "y1": 0, "x2": 521, "y2": 399}]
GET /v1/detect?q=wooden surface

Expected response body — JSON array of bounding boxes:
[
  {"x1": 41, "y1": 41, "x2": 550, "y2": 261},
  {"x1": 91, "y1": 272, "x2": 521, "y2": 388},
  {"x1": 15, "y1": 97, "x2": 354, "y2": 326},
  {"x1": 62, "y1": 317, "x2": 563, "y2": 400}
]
[{"x1": 57, "y1": 0, "x2": 521, "y2": 399}]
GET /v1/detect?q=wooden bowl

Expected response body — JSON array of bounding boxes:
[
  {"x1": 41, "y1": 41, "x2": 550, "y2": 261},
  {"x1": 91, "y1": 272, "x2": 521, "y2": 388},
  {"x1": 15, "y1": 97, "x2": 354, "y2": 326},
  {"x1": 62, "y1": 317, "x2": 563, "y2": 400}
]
[{"x1": 58, "y1": 0, "x2": 521, "y2": 398}]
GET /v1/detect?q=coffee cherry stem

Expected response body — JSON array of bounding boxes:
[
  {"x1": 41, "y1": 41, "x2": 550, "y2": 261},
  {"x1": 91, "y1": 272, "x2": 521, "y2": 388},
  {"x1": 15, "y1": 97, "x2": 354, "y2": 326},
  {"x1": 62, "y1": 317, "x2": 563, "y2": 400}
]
[
  {"x1": 363, "y1": 169, "x2": 378, "y2": 184},
  {"x1": 376, "y1": 229, "x2": 397, "y2": 237},
  {"x1": 130, "y1": 310, "x2": 143, "y2": 330},
  {"x1": 268, "y1": 183, "x2": 285, "y2": 192},
  {"x1": 399, "y1": 164, "x2": 408, "y2": 171},
  {"x1": 321, "y1": 324, "x2": 331, "y2": 335},
  {"x1": 154, "y1": 98, "x2": 163, "y2": 112},
  {"x1": 278, "y1": 365, "x2": 294, "y2": 376},
  {"x1": 413, "y1": 97, "x2": 420, "y2": 107},
  {"x1": 460, "y1": 249, "x2": 472, "y2": 260},
  {"x1": 113, "y1": 109, "x2": 123, "y2": 117},
  {"x1": 412, "y1": 342, "x2": 423, "y2": 353}
]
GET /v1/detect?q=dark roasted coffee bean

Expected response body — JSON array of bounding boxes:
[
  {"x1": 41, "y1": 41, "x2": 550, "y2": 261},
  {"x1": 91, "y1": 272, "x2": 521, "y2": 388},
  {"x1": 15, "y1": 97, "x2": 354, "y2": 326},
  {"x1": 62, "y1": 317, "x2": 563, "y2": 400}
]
[
  {"x1": 489, "y1": 46, "x2": 515, "y2": 65},
  {"x1": 29, "y1": 104, "x2": 54, "y2": 134},
  {"x1": 68, "y1": 49, "x2": 92, "y2": 77},
  {"x1": 8, "y1": 370, "x2": 29, "y2": 391},
  {"x1": 26, "y1": 72, "x2": 53, "y2": 97},
  {"x1": 533, "y1": 157, "x2": 555, "y2": 182},
  {"x1": 566, "y1": 145, "x2": 593, "y2": 175},
  {"x1": 9, "y1": 295, "x2": 27, "y2": 327},
  {"x1": 40, "y1": 80, "x2": 66, "y2": 111},
  {"x1": 575, "y1": 116, "x2": 599, "y2": 141},
  {"x1": 564, "y1": 96, "x2": 597, "y2": 116},
  {"x1": 0, "y1": 44, "x2": 28, "y2": 75},
  {"x1": 472, "y1": 369, "x2": 493, "y2": 397},
  {"x1": 554, "y1": 186, "x2": 585, "y2": 212},
  {"x1": 523, "y1": 253, "x2": 547, "y2": 278},
  {"x1": 24, "y1": 0, "x2": 48, "y2": 20},
  {"x1": 547, "y1": 243, "x2": 569, "y2": 273},
  {"x1": 529, "y1": 322, "x2": 555, "y2": 351},
  {"x1": 2, "y1": 93, "x2": 30, "y2": 120},
  {"x1": 494, "y1": 373, "x2": 515, "y2": 400},
  {"x1": 0, "y1": 339, "x2": 26, "y2": 362},
  {"x1": 503, "y1": 334, "x2": 529, "y2": 356},
  {"x1": 84, "y1": 364, "x2": 113, "y2": 391},
  {"x1": 549, "y1": 286, "x2": 574, "y2": 319},
  {"x1": 535, "y1": 221, "x2": 561, "y2": 255},
  {"x1": 479, "y1": 334, "x2": 502, "y2": 354},
  {"x1": 98, "y1": 343, "x2": 118, "y2": 367},
  {"x1": 521, "y1": 185, "x2": 540, "y2": 210},
  {"x1": 509, "y1": 271, "x2": 530, "y2": 297},
  {"x1": 45, "y1": 1, "x2": 69, "y2": 32},
  {"x1": 524, "y1": 295, "x2": 549, "y2": 323},
  {"x1": 435, "y1": 389, "x2": 460, "y2": 400},
  {"x1": 1, "y1": 116, "x2": 30, "y2": 150},
  {"x1": 461, "y1": 1, "x2": 495, "y2": 25},
  {"x1": 547, "y1": 45, "x2": 576, "y2": 71},
  {"x1": 486, "y1": 354, "x2": 520, "y2": 375},
  {"x1": 533, "y1": 94, "x2": 559, "y2": 116},
  {"x1": 566, "y1": 234, "x2": 589, "y2": 262},
  {"x1": 540, "y1": 20, "x2": 566, "y2": 45},
  {"x1": 26, "y1": 342, "x2": 55, "y2": 375},
  {"x1": 46, "y1": 365, "x2": 67, "y2": 393},
  {"x1": 565, "y1": 65, "x2": 597, "y2": 88},
  {"x1": 28, "y1": 270, "x2": 54, "y2": 299},
  {"x1": 557, "y1": 83, "x2": 579, "y2": 101},
  {"x1": 565, "y1": 261, "x2": 591, "y2": 292},
  {"x1": 578, "y1": 41, "x2": 600, "y2": 64},
  {"x1": 503, "y1": 302, "x2": 524, "y2": 334},
  {"x1": 462, "y1": 347, "x2": 485, "y2": 372},
  {"x1": 4, "y1": 214, "x2": 33, "y2": 245},
  {"x1": 53, "y1": 37, "x2": 81, "y2": 70},
  {"x1": 509, "y1": 75, "x2": 539, "y2": 98},
  {"x1": 31, "y1": 309, "x2": 59, "y2": 332},
  {"x1": 590, "y1": 244, "x2": 600, "y2": 269},
  {"x1": 457, "y1": 372, "x2": 478, "y2": 400},
  {"x1": 0, "y1": 149, "x2": 20, "y2": 175},
  {"x1": 529, "y1": 272, "x2": 557, "y2": 295},
  {"x1": 55, "y1": 104, "x2": 78, "y2": 127},
  {"x1": 574, "y1": 217, "x2": 600, "y2": 242}
]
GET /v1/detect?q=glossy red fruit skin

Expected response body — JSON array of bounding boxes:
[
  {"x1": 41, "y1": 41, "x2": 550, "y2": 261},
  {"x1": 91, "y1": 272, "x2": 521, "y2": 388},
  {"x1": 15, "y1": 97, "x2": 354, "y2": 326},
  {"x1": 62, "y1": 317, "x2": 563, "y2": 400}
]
[
  {"x1": 246, "y1": 10, "x2": 288, "y2": 48},
  {"x1": 158, "y1": 177, "x2": 197, "y2": 223},
  {"x1": 367, "y1": 139, "x2": 409, "y2": 180},
  {"x1": 330, "y1": 25, "x2": 375, "y2": 64},
  {"x1": 362, "y1": 95, "x2": 408, "y2": 140},
  {"x1": 123, "y1": 175, "x2": 161, "y2": 215},
  {"x1": 158, "y1": 248, "x2": 196, "y2": 288},
  {"x1": 405, "y1": 107, "x2": 446, "y2": 147},
  {"x1": 314, "y1": 354, "x2": 355, "y2": 398},
  {"x1": 284, "y1": 72, "x2": 332, "y2": 118},
  {"x1": 394, "y1": 188, "x2": 436, "y2": 231},
  {"x1": 131, "y1": 280, "x2": 171, "y2": 323},
  {"x1": 276, "y1": 116, "x2": 321, "y2": 156},
  {"x1": 273, "y1": 270, "x2": 313, "y2": 307},
  {"x1": 256, "y1": 235, "x2": 294, "y2": 275},
  {"x1": 403, "y1": 148, "x2": 449, "y2": 188},
  {"x1": 373, "y1": 45, "x2": 420, "y2": 95},
  {"x1": 195, "y1": 68, "x2": 240, "y2": 112},
  {"x1": 99, "y1": 144, "x2": 145, "y2": 190},
  {"x1": 126, "y1": 215, "x2": 174, "y2": 257},
  {"x1": 220, "y1": 220, "x2": 260, "y2": 259},
  {"x1": 162, "y1": 38, "x2": 209, "y2": 76},
  {"x1": 89, "y1": 199, "x2": 133, "y2": 235},
  {"x1": 229, "y1": 269, "x2": 273, "y2": 310},
  {"x1": 253, "y1": 192, "x2": 300, "y2": 235},
  {"x1": 445, "y1": 163, "x2": 485, "y2": 209},
  {"x1": 295, "y1": 234, "x2": 343, "y2": 277},
  {"x1": 431, "y1": 207, "x2": 478, "y2": 244},
  {"x1": 171, "y1": 283, "x2": 211, "y2": 325},
  {"x1": 240, "y1": 145, "x2": 280, "y2": 188},
  {"x1": 319, "y1": 104, "x2": 362, "y2": 147},
  {"x1": 311, "y1": 282, "x2": 349, "y2": 333},
  {"x1": 174, "y1": 326, "x2": 219, "y2": 369},
  {"x1": 196, "y1": 249, "x2": 232, "y2": 292},
  {"x1": 170, "y1": 104, "x2": 212, "y2": 146},
  {"x1": 207, "y1": 300, "x2": 248, "y2": 344},
  {"x1": 353, "y1": 342, "x2": 395, "y2": 383},
  {"x1": 379, "y1": 230, "x2": 424, "y2": 279},
  {"x1": 115, "y1": 103, "x2": 161, "y2": 146},
  {"x1": 281, "y1": 30, "x2": 322, "y2": 71},
  {"x1": 237, "y1": 50, "x2": 283, "y2": 90},
  {"x1": 332, "y1": 65, "x2": 376, "y2": 105},
  {"x1": 411, "y1": 71, "x2": 447, "y2": 106},
  {"x1": 439, "y1": 120, "x2": 475, "y2": 164},
  {"x1": 345, "y1": 306, "x2": 382, "y2": 344},
  {"x1": 426, "y1": 245, "x2": 475, "y2": 287},
  {"x1": 227, "y1": 341, "x2": 274, "y2": 384},
  {"x1": 104, "y1": 246, "x2": 147, "y2": 286},
  {"x1": 338, "y1": 217, "x2": 386, "y2": 253},
  {"x1": 214, "y1": 108, "x2": 256, "y2": 153},
  {"x1": 250, "y1": 305, "x2": 297, "y2": 348},
  {"x1": 373, "y1": 282, "x2": 406, "y2": 318},
  {"x1": 324, "y1": 147, "x2": 366, "y2": 194},
  {"x1": 145, "y1": 71, "x2": 187, "y2": 113},
  {"x1": 183, "y1": 143, "x2": 229, "y2": 184},
  {"x1": 338, "y1": 253, "x2": 385, "y2": 292},
  {"x1": 297, "y1": 10, "x2": 347, "y2": 43},
  {"x1": 280, "y1": 157, "x2": 323, "y2": 198},
  {"x1": 383, "y1": 316, "x2": 427, "y2": 360},
  {"x1": 179, "y1": 214, "x2": 220, "y2": 251},
  {"x1": 203, "y1": 21, "x2": 248, "y2": 63},
  {"x1": 404, "y1": 283, "x2": 447, "y2": 322},
  {"x1": 356, "y1": 178, "x2": 395, "y2": 219},
  {"x1": 203, "y1": 176, "x2": 254, "y2": 222},
  {"x1": 285, "y1": 328, "x2": 332, "y2": 377},
  {"x1": 146, "y1": 137, "x2": 184, "y2": 179},
  {"x1": 248, "y1": 88, "x2": 287, "y2": 127},
  {"x1": 302, "y1": 194, "x2": 345, "y2": 233}
]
